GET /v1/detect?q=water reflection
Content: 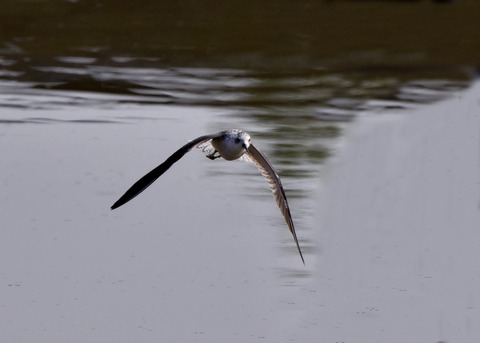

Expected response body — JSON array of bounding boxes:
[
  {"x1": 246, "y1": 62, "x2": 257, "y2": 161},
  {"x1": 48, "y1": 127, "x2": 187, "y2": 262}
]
[
  {"x1": 3, "y1": 63, "x2": 471, "y2": 108},
  {"x1": 0, "y1": 65, "x2": 472, "y2": 190},
  {"x1": 2, "y1": 60, "x2": 470, "y2": 164},
  {"x1": 0, "y1": 64, "x2": 472, "y2": 263}
]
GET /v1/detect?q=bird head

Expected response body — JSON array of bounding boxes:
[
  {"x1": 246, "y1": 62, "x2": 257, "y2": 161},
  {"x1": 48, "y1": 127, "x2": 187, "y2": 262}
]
[{"x1": 234, "y1": 131, "x2": 251, "y2": 151}]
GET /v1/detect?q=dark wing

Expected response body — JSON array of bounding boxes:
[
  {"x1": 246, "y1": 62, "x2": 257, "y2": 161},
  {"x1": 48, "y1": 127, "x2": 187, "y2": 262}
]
[
  {"x1": 246, "y1": 144, "x2": 305, "y2": 265},
  {"x1": 111, "y1": 133, "x2": 220, "y2": 210}
]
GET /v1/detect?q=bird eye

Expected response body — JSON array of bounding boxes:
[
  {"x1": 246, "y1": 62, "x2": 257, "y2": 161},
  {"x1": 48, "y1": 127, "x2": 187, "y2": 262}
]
[{"x1": 234, "y1": 138, "x2": 241, "y2": 144}]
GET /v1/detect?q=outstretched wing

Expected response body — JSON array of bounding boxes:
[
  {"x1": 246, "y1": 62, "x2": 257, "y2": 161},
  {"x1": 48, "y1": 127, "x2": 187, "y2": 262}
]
[
  {"x1": 111, "y1": 133, "x2": 220, "y2": 210},
  {"x1": 246, "y1": 144, "x2": 305, "y2": 264}
]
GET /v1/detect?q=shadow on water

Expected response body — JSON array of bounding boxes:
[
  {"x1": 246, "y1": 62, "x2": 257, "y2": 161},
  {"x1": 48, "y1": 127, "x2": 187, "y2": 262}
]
[{"x1": 0, "y1": 0, "x2": 478, "y2": 276}]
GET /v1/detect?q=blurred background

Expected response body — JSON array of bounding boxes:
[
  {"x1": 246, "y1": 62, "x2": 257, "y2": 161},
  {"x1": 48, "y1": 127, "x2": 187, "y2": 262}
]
[
  {"x1": 1, "y1": 1, "x2": 479, "y2": 342},
  {"x1": 1, "y1": 0, "x2": 478, "y2": 109},
  {"x1": 1, "y1": 0, "x2": 478, "y2": 207}
]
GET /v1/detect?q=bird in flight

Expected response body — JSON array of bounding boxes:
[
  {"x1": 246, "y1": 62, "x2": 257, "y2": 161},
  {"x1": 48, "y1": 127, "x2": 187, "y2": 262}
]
[{"x1": 111, "y1": 129, "x2": 304, "y2": 264}]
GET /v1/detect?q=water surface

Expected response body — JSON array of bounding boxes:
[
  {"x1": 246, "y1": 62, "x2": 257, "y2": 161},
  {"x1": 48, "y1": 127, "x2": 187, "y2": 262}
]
[{"x1": 1, "y1": 1, "x2": 478, "y2": 342}]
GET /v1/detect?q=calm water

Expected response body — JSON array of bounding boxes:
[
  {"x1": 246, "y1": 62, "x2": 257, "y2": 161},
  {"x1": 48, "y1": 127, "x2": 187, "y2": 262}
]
[{"x1": 1, "y1": 0, "x2": 479, "y2": 342}]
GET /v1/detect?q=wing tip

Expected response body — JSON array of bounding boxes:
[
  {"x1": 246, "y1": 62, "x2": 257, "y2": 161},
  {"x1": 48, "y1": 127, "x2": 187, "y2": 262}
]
[
  {"x1": 110, "y1": 200, "x2": 122, "y2": 210},
  {"x1": 297, "y1": 244, "x2": 305, "y2": 265}
]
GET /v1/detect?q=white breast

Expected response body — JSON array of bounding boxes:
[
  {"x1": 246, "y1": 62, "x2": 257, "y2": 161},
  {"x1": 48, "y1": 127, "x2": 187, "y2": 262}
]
[{"x1": 211, "y1": 136, "x2": 246, "y2": 161}]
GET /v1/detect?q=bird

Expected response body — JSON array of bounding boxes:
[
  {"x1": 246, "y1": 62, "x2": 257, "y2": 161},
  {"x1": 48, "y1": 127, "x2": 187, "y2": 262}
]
[{"x1": 111, "y1": 129, "x2": 305, "y2": 264}]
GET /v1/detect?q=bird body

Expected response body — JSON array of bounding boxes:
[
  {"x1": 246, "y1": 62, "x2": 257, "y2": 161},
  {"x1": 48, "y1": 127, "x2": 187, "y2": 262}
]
[
  {"x1": 210, "y1": 130, "x2": 251, "y2": 160},
  {"x1": 111, "y1": 129, "x2": 305, "y2": 264}
]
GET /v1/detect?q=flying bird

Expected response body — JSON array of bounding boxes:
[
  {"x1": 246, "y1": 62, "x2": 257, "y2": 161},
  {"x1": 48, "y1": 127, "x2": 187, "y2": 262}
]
[{"x1": 111, "y1": 129, "x2": 304, "y2": 264}]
